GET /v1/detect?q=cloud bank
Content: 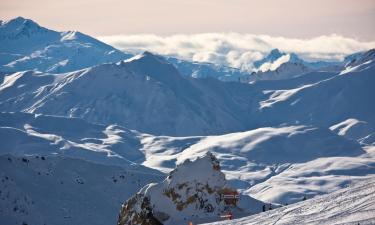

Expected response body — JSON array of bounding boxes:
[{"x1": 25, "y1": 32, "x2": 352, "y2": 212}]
[{"x1": 98, "y1": 33, "x2": 375, "y2": 71}]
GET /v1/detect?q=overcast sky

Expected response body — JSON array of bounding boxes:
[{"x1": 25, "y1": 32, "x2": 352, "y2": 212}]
[{"x1": 1, "y1": 0, "x2": 374, "y2": 40}]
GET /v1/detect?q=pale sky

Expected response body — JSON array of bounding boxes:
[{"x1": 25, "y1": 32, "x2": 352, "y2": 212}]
[{"x1": 1, "y1": 0, "x2": 374, "y2": 40}]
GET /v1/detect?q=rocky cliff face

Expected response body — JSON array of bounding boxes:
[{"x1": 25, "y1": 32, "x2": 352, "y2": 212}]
[{"x1": 117, "y1": 152, "x2": 264, "y2": 225}]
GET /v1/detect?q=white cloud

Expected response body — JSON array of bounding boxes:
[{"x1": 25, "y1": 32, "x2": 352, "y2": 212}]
[{"x1": 98, "y1": 33, "x2": 375, "y2": 71}]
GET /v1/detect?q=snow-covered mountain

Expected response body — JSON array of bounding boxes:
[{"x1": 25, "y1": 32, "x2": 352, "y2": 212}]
[
  {"x1": 244, "y1": 49, "x2": 342, "y2": 82},
  {"x1": 254, "y1": 49, "x2": 341, "y2": 72},
  {"x1": 118, "y1": 152, "x2": 265, "y2": 225},
  {"x1": 203, "y1": 177, "x2": 375, "y2": 225},
  {"x1": 253, "y1": 49, "x2": 285, "y2": 69},
  {"x1": 0, "y1": 17, "x2": 131, "y2": 73}
]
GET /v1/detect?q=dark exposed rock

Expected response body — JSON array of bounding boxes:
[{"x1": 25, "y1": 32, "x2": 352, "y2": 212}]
[{"x1": 117, "y1": 194, "x2": 162, "y2": 225}]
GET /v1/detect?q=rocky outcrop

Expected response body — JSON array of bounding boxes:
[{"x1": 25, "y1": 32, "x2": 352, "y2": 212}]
[
  {"x1": 117, "y1": 152, "x2": 264, "y2": 225},
  {"x1": 117, "y1": 193, "x2": 162, "y2": 225}
]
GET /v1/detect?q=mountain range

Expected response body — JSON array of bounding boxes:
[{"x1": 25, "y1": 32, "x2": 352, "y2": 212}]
[{"x1": 0, "y1": 16, "x2": 374, "y2": 225}]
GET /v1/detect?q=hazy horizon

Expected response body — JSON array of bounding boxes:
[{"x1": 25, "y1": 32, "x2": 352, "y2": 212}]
[
  {"x1": 1, "y1": 0, "x2": 374, "y2": 41},
  {"x1": 1, "y1": 0, "x2": 374, "y2": 70}
]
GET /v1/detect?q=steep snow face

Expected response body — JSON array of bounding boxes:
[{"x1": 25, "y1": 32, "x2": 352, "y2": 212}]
[
  {"x1": 0, "y1": 154, "x2": 163, "y2": 225},
  {"x1": 0, "y1": 17, "x2": 131, "y2": 73},
  {"x1": 340, "y1": 48, "x2": 375, "y2": 75},
  {"x1": 118, "y1": 152, "x2": 265, "y2": 225},
  {"x1": 345, "y1": 49, "x2": 375, "y2": 68},
  {"x1": 203, "y1": 178, "x2": 375, "y2": 225}
]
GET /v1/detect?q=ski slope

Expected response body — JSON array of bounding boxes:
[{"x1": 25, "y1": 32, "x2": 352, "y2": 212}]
[{"x1": 203, "y1": 177, "x2": 375, "y2": 225}]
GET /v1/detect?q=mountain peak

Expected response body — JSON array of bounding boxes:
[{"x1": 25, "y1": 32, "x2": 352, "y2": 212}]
[
  {"x1": 139, "y1": 51, "x2": 168, "y2": 63},
  {"x1": 121, "y1": 51, "x2": 186, "y2": 87},
  {"x1": 142, "y1": 50, "x2": 155, "y2": 57},
  {"x1": 1, "y1": 16, "x2": 41, "y2": 30},
  {"x1": 269, "y1": 48, "x2": 283, "y2": 58},
  {"x1": 0, "y1": 16, "x2": 51, "y2": 39},
  {"x1": 253, "y1": 48, "x2": 286, "y2": 69},
  {"x1": 168, "y1": 151, "x2": 224, "y2": 186},
  {"x1": 124, "y1": 51, "x2": 165, "y2": 64}
]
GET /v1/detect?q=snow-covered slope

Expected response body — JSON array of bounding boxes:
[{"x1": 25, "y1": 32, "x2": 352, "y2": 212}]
[
  {"x1": 0, "y1": 17, "x2": 131, "y2": 73},
  {"x1": 2, "y1": 111, "x2": 373, "y2": 207},
  {"x1": 203, "y1": 177, "x2": 375, "y2": 225},
  {"x1": 345, "y1": 49, "x2": 375, "y2": 68},
  {"x1": 0, "y1": 111, "x2": 167, "y2": 175},
  {"x1": 140, "y1": 125, "x2": 375, "y2": 205},
  {"x1": 255, "y1": 54, "x2": 375, "y2": 141},
  {"x1": 340, "y1": 48, "x2": 375, "y2": 75},
  {"x1": 0, "y1": 154, "x2": 163, "y2": 225},
  {"x1": 118, "y1": 152, "x2": 265, "y2": 225},
  {"x1": 246, "y1": 150, "x2": 375, "y2": 204}
]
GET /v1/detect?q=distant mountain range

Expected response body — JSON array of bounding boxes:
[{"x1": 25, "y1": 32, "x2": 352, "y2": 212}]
[
  {"x1": 1, "y1": 47, "x2": 374, "y2": 137},
  {"x1": 0, "y1": 17, "x2": 366, "y2": 82}
]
